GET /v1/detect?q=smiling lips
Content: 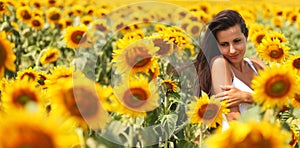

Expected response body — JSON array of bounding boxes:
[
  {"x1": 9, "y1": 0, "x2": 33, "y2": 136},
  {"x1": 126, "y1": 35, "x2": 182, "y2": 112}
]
[{"x1": 229, "y1": 54, "x2": 239, "y2": 59}]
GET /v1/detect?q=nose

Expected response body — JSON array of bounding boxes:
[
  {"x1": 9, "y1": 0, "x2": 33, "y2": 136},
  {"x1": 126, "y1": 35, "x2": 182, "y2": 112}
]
[{"x1": 229, "y1": 44, "x2": 236, "y2": 54}]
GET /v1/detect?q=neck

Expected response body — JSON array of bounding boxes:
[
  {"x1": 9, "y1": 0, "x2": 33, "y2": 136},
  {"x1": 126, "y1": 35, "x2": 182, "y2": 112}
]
[{"x1": 232, "y1": 60, "x2": 245, "y2": 72}]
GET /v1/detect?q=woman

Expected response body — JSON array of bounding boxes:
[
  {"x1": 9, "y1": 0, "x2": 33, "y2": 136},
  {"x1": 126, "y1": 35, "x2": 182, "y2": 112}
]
[{"x1": 195, "y1": 10, "x2": 265, "y2": 130}]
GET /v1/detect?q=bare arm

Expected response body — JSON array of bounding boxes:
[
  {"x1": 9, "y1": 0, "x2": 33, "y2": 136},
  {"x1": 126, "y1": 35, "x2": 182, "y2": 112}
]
[
  {"x1": 210, "y1": 56, "x2": 233, "y2": 95},
  {"x1": 211, "y1": 56, "x2": 241, "y2": 120}
]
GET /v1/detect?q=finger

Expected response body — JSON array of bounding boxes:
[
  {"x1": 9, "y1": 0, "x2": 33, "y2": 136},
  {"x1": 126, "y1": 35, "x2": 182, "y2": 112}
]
[
  {"x1": 215, "y1": 91, "x2": 226, "y2": 98},
  {"x1": 220, "y1": 96, "x2": 229, "y2": 101}
]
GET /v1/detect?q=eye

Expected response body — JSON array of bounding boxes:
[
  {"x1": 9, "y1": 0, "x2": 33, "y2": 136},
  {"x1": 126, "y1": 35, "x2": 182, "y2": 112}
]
[
  {"x1": 234, "y1": 39, "x2": 241, "y2": 43},
  {"x1": 219, "y1": 42, "x2": 228, "y2": 46}
]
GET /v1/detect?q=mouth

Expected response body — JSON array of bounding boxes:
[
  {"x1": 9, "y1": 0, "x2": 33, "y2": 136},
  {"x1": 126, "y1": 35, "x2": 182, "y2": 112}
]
[{"x1": 229, "y1": 54, "x2": 239, "y2": 59}]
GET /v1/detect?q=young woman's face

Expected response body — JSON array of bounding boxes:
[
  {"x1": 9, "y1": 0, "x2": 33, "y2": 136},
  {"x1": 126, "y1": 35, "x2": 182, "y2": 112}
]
[{"x1": 216, "y1": 24, "x2": 247, "y2": 64}]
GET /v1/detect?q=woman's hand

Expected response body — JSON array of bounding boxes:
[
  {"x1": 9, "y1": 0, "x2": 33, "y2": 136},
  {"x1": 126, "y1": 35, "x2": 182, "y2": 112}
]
[{"x1": 215, "y1": 85, "x2": 253, "y2": 108}]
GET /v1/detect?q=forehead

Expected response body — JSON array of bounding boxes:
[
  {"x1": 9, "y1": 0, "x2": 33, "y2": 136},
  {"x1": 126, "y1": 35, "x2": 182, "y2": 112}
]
[{"x1": 216, "y1": 24, "x2": 242, "y2": 42}]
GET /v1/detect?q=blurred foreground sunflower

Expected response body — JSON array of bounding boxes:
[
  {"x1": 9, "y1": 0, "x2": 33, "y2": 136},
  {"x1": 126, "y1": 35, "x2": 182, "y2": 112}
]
[
  {"x1": 252, "y1": 63, "x2": 300, "y2": 110},
  {"x1": 186, "y1": 91, "x2": 229, "y2": 128}
]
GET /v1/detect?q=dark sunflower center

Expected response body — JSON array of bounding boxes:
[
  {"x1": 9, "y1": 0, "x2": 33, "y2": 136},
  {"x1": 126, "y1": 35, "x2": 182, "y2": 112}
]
[
  {"x1": 123, "y1": 88, "x2": 148, "y2": 108},
  {"x1": 49, "y1": 0, "x2": 56, "y2": 5},
  {"x1": 14, "y1": 91, "x2": 38, "y2": 107},
  {"x1": 162, "y1": 82, "x2": 174, "y2": 93},
  {"x1": 197, "y1": 103, "x2": 208, "y2": 118},
  {"x1": 15, "y1": 126, "x2": 55, "y2": 148},
  {"x1": 256, "y1": 34, "x2": 265, "y2": 44},
  {"x1": 292, "y1": 58, "x2": 300, "y2": 69},
  {"x1": 153, "y1": 38, "x2": 172, "y2": 55},
  {"x1": 265, "y1": 75, "x2": 291, "y2": 98},
  {"x1": 21, "y1": 10, "x2": 31, "y2": 20},
  {"x1": 34, "y1": 2, "x2": 41, "y2": 9},
  {"x1": 32, "y1": 20, "x2": 41, "y2": 27},
  {"x1": 237, "y1": 130, "x2": 272, "y2": 148},
  {"x1": 0, "y1": 2, "x2": 5, "y2": 11},
  {"x1": 70, "y1": 31, "x2": 86, "y2": 44},
  {"x1": 203, "y1": 103, "x2": 219, "y2": 121},
  {"x1": 73, "y1": 86, "x2": 100, "y2": 119},
  {"x1": 116, "y1": 23, "x2": 124, "y2": 30},
  {"x1": 191, "y1": 26, "x2": 200, "y2": 35},
  {"x1": 44, "y1": 53, "x2": 56, "y2": 61},
  {"x1": 125, "y1": 46, "x2": 152, "y2": 68},
  {"x1": 50, "y1": 13, "x2": 60, "y2": 21},
  {"x1": 269, "y1": 45, "x2": 284, "y2": 59},
  {"x1": 95, "y1": 24, "x2": 107, "y2": 32},
  {"x1": 179, "y1": 12, "x2": 186, "y2": 17}
]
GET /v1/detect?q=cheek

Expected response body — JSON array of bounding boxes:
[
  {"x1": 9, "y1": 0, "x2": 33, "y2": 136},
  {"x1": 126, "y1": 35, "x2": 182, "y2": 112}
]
[
  {"x1": 235, "y1": 43, "x2": 246, "y2": 52},
  {"x1": 218, "y1": 46, "x2": 229, "y2": 55}
]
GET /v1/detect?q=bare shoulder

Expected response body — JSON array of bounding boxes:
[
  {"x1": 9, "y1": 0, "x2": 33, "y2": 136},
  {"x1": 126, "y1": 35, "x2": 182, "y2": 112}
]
[
  {"x1": 211, "y1": 56, "x2": 232, "y2": 76},
  {"x1": 211, "y1": 56, "x2": 231, "y2": 68},
  {"x1": 249, "y1": 57, "x2": 266, "y2": 71}
]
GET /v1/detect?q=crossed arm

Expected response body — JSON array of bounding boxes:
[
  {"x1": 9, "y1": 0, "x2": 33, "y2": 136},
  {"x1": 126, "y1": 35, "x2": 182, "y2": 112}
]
[{"x1": 210, "y1": 56, "x2": 253, "y2": 121}]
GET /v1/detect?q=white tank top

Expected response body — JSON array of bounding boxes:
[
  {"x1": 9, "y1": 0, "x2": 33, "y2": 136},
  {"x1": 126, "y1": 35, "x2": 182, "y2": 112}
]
[{"x1": 222, "y1": 58, "x2": 258, "y2": 131}]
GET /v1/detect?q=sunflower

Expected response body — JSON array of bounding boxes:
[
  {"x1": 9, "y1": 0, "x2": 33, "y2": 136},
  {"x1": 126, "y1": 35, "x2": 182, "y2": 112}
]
[
  {"x1": 150, "y1": 36, "x2": 174, "y2": 56},
  {"x1": 56, "y1": 19, "x2": 66, "y2": 31},
  {"x1": 272, "y1": 16, "x2": 283, "y2": 28},
  {"x1": 248, "y1": 23, "x2": 269, "y2": 36},
  {"x1": 92, "y1": 19, "x2": 110, "y2": 34},
  {"x1": 45, "y1": 65, "x2": 74, "y2": 86},
  {"x1": 291, "y1": 93, "x2": 300, "y2": 108},
  {"x1": 287, "y1": 11, "x2": 298, "y2": 24},
  {"x1": 112, "y1": 39, "x2": 159, "y2": 75},
  {"x1": 185, "y1": 21, "x2": 203, "y2": 37},
  {"x1": 113, "y1": 75, "x2": 159, "y2": 117},
  {"x1": 96, "y1": 84, "x2": 119, "y2": 112},
  {"x1": 46, "y1": 0, "x2": 61, "y2": 8},
  {"x1": 64, "y1": 26, "x2": 90, "y2": 49},
  {"x1": 154, "y1": 23, "x2": 167, "y2": 32},
  {"x1": 32, "y1": 9, "x2": 44, "y2": 17},
  {"x1": 85, "y1": 5, "x2": 97, "y2": 16},
  {"x1": 186, "y1": 91, "x2": 229, "y2": 128},
  {"x1": 257, "y1": 37, "x2": 290, "y2": 63},
  {"x1": 48, "y1": 75, "x2": 110, "y2": 130},
  {"x1": 80, "y1": 15, "x2": 93, "y2": 26},
  {"x1": 251, "y1": 63, "x2": 300, "y2": 110},
  {"x1": 72, "y1": 5, "x2": 84, "y2": 17},
  {"x1": 0, "y1": 110, "x2": 81, "y2": 148},
  {"x1": 161, "y1": 79, "x2": 178, "y2": 93},
  {"x1": 16, "y1": 67, "x2": 39, "y2": 82},
  {"x1": 1, "y1": 79, "x2": 45, "y2": 110},
  {"x1": 250, "y1": 30, "x2": 267, "y2": 46},
  {"x1": 16, "y1": 6, "x2": 32, "y2": 23},
  {"x1": 205, "y1": 121, "x2": 290, "y2": 148},
  {"x1": 29, "y1": 16, "x2": 44, "y2": 30},
  {"x1": 29, "y1": 0, "x2": 44, "y2": 9},
  {"x1": 268, "y1": 31, "x2": 289, "y2": 43},
  {"x1": 0, "y1": 0, "x2": 9, "y2": 16},
  {"x1": 46, "y1": 7, "x2": 61, "y2": 25},
  {"x1": 40, "y1": 48, "x2": 60, "y2": 65},
  {"x1": 0, "y1": 31, "x2": 16, "y2": 78},
  {"x1": 115, "y1": 30, "x2": 145, "y2": 50},
  {"x1": 287, "y1": 54, "x2": 300, "y2": 74}
]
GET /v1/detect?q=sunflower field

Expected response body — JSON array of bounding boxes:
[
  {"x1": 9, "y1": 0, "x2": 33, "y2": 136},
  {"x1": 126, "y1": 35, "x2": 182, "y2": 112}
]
[{"x1": 1, "y1": 0, "x2": 300, "y2": 147}]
